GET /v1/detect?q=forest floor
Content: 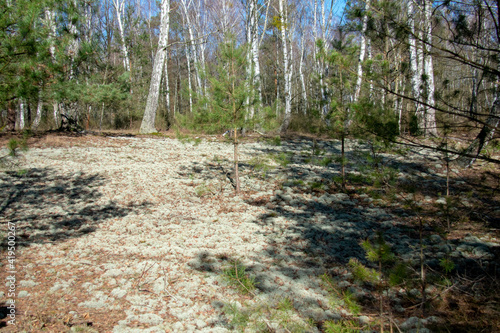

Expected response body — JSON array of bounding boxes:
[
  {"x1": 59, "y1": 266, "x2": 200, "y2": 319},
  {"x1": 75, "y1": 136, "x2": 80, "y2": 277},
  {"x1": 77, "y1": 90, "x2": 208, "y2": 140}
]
[{"x1": 0, "y1": 131, "x2": 499, "y2": 332}]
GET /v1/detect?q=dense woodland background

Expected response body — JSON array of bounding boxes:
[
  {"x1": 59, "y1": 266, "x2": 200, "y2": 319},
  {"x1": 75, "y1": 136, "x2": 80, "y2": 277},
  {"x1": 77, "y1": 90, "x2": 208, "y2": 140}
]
[{"x1": 1, "y1": 0, "x2": 499, "y2": 166}]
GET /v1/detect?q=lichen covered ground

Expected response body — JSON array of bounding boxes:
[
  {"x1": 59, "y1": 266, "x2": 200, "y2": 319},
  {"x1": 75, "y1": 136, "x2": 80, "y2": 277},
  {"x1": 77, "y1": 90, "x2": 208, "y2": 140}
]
[{"x1": 0, "y1": 133, "x2": 498, "y2": 332}]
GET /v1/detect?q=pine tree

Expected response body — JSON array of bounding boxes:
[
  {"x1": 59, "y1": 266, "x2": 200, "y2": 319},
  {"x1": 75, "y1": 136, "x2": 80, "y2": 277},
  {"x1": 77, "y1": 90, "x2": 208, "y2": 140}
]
[
  {"x1": 188, "y1": 35, "x2": 252, "y2": 194},
  {"x1": 0, "y1": 0, "x2": 53, "y2": 129}
]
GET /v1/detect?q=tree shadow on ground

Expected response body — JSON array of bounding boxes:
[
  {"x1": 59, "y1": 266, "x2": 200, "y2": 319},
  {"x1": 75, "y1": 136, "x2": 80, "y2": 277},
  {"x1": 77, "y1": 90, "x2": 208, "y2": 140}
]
[
  {"x1": 185, "y1": 138, "x2": 499, "y2": 331},
  {"x1": 0, "y1": 167, "x2": 149, "y2": 247}
]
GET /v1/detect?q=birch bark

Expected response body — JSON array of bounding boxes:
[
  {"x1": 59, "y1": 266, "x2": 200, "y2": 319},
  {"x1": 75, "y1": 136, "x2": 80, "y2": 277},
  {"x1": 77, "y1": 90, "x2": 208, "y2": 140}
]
[
  {"x1": 112, "y1": 0, "x2": 131, "y2": 72},
  {"x1": 180, "y1": 0, "x2": 203, "y2": 93},
  {"x1": 423, "y1": 0, "x2": 437, "y2": 136},
  {"x1": 164, "y1": 47, "x2": 171, "y2": 119},
  {"x1": 185, "y1": 43, "x2": 194, "y2": 114},
  {"x1": 32, "y1": 95, "x2": 43, "y2": 129},
  {"x1": 66, "y1": 0, "x2": 80, "y2": 120},
  {"x1": 279, "y1": 0, "x2": 292, "y2": 133},
  {"x1": 313, "y1": 0, "x2": 328, "y2": 120},
  {"x1": 299, "y1": 32, "x2": 307, "y2": 114},
  {"x1": 408, "y1": 0, "x2": 423, "y2": 134},
  {"x1": 16, "y1": 100, "x2": 25, "y2": 130},
  {"x1": 140, "y1": 0, "x2": 170, "y2": 134},
  {"x1": 44, "y1": 8, "x2": 60, "y2": 128},
  {"x1": 353, "y1": 0, "x2": 370, "y2": 103}
]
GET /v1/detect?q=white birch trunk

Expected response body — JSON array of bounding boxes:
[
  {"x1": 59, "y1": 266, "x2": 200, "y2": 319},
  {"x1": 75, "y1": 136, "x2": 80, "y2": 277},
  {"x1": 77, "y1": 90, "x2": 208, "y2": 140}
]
[
  {"x1": 164, "y1": 48, "x2": 170, "y2": 118},
  {"x1": 408, "y1": 0, "x2": 423, "y2": 132},
  {"x1": 112, "y1": 0, "x2": 131, "y2": 72},
  {"x1": 245, "y1": 1, "x2": 254, "y2": 119},
  {"x1": 140, "y1": 0, "x2": 170, "y2": 134},
  {"x1": 68, "y1": 1, "x2": 80, "y2": 81},
  {"x1": 353, "y1": 0, "x2": 370, "y2": 103},
  {"x1": 17, "y1": 100, "x2": 25, "y2": 130},
  {"x1": 44, "y1": 9, "x2": 60, "y2": 128},
  {"x1": 180, "y1": 0, "x2": 202, "y2": 93},
  {"x1": 251, "y1": 24, "x2": 262, "y2": 104},
  {"x1": 185, "y1": 43, "x2": 193, "y2": 114},
  {"x1": 313, "y1": 0, "x2": 328, "y2": 120},
  {"x1": 423, "y1": 0, "x2": 437, "y2": 136},
  {"x1": 279, "y1": 0, "x2": 292, "y2": 133},
  {"x1": 66, "y1": 0, "x2": 80, "y2": 120},
  {"x1": 299, "y1": 33, "x2": 308, "y2": 115},
  {"x1": 32, "y1": 94, "x2": 43, "y2": 129}
]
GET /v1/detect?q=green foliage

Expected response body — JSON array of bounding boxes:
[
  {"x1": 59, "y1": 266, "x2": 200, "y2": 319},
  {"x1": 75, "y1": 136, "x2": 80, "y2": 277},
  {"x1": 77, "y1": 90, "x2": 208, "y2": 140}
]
[
  {"x1": 317, "y1": 35, "x2": 358, "y2": 133},
  {"x1": 409, "y1": 114, "x2": 421, "y2": 136},
  {"x1": 439, "y1": 257, "x2": 455, "y2": 274},
  {"x1": 272, "y1": 152, "x2": 292, "y2": 167},
  {"x1": 348, "y1": 258, "x2": 380, "y2": 284},
  {"x1": 342, "y1": 289, "x2": 362, "y2": 315},
  {"x1": 7, "y1": 139, "x2": 20, "y2": 157},
  {"x1": 277, "y1": 297, "x2": 294, "y2": 311},
  {"x1": 389, "y1": 262, "x2": 412, "y2": 287},
  {"x1": 184, "y1": 34, "x2": 251, "y2": 135},
  {"x1": 247, "y1": 155, "x2": 273, "y2": 175},
  {"x1": 0, "y1": 0, "x2": 50, "y2": 103},
  {"x1": 321, "y1": 273, "x2": 362, "y2": 315},
  {"x1": 222, "y1": 260, "x2": 256, "y2": 294},
  {"x1": 7, "y1": 131, "x2": 29, "y2": 157},
  {"x1": 324, "y1": 319, "x2": 359, "y2": 333},
  {"x1": 194, "y1": 183, "x2": 212, "y2": 197},
  {"x1": 264, "y1": 135, "x2": 282, "y2": 146},
  {"x1": 320, "y1": 156, "x2": 333, "y2": 166},
  {"x1": 362, "y1": 232, "x2": 395, "y2": 265},
  {"x1": 222, "y1": 303, "x2": 250, "y2": 330},
  {"x1": 222, "y1": 298, "x2": 312, "y2": 332},
  {"x1": 353, "y1": 101, "x2": 399, "y2": 142},
  {"x1": 308, "y1": 181, "x2": 325, "y2": 191},
  {"x1": 259, "y1": 105, "x2": 280, "y2": 132}
]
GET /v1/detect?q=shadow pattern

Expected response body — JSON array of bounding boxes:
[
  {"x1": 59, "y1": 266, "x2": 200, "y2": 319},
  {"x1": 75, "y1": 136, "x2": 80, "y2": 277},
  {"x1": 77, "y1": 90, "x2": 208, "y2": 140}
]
[{"x1": 0, "y1": 167, "x2": 148, "y2": 247}]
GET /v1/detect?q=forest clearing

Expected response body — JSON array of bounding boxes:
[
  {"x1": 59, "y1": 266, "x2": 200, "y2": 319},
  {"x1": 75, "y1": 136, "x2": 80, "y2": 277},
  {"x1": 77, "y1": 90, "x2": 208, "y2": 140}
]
[
  {"x1": 0, "y1": 131, "x2": 498, "y2": 332},
  {"x1": 1, "y1": 0, "x2": 500, "y2": 331}
]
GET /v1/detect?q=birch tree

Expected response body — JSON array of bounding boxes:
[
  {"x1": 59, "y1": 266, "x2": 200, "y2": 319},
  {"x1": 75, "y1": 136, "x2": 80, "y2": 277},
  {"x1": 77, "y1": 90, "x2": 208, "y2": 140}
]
[
  {"x1": 140, "y1": 0, "x2": 170, "y2": 134},
  {"x1": 43, "y1": 7, "x2": 60, "y2": 127},
  {"x1": 278, "y1": 0, "x2": 292, "y2": 133},
  {"x1": 422, "y1": 0, "x2": 437, "y2": 136},
  {"x1": 298, "y1": 30, "x2": 308, "y2": 114},
  {"x1": 180, "y1": 0, "x2": 203, "y2": 94},
  {"x1": 112, "y1": 0, "x2": 131, "y2": 72},
  {"x1": 353, "y1": 0, "x2": 370, "y2": 104},
  {"x1": 408, "y1": 0, "x2": 423, "y2": 134},
  {"x1": 244, "y1": 0, "x2": 269, "y2": 119},
  {"x1": 312, "y1": 0, "x2": 336, "y2": 121}
]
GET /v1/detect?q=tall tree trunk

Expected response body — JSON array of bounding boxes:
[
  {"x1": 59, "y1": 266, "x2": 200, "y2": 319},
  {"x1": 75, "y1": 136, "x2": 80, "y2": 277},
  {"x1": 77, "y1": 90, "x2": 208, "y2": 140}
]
[
  {"x1": 408, "y1": 0, "x2": 423, "y2": 134},
  {"x1": 354, "y1": 0, "x2": 370, "y2": 103},
  {"x1": 185, "y1": 43, "x2": 193, "y2": 114},
  {"x1": 16, "y1": 100, "x2": 25, "y2": 130},
  {"x1": 423, "y1": 0, "x2": 437, "y2": 136},
  {"x1": 299, "y1": 32, "x2": 308, "y2": 115},
  {"x1": 245, "y1": 0, "x2": 266, "y2": 120},
  {"x1": 279, "y1": 0, "x2": 292, "y2": 133},
  {"x1": 112, "y1": 0, "x2": 131, "y2": 72},
  {"x1": 32, "y1": 94, "x2": 43, "y2": 129},
  {"x1": 164, "y1": 48, "x2": 170, "y2": 122},
  {"x1": 140, "y1": 0, "x2": 170, "y2": 134},
  {"x1": 44, "y1": 8, "x2": 60, "y2": 128},
  {"x1": 314, "y1": 0, "x2": 329, "y2": 121},
  {"x1": 245, "y1": 0, "x2": 255, "y2": 119},
  {"x1": 65, "y1": 0, "x2": 80, "y2": 121},
  {"x1": 180, "y1": 0, "x2": 202, "y2": 93}
]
